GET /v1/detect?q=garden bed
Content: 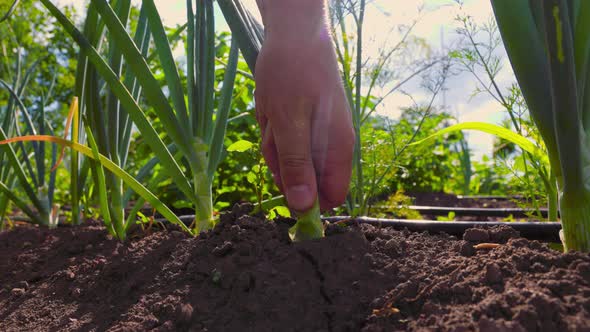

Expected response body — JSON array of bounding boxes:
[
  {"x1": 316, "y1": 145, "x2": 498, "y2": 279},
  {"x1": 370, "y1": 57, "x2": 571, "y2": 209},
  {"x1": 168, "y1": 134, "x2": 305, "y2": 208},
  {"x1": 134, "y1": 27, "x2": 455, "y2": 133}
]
[
  {"x1": 1, "y1": 204, "x2": 589, "y2": 331},
  {"x1": 408, "y1": 192, "x2": 524, "y2": 208},
  {"x1": 400, "y1": 192, "x2": 550, "y2": 221}
]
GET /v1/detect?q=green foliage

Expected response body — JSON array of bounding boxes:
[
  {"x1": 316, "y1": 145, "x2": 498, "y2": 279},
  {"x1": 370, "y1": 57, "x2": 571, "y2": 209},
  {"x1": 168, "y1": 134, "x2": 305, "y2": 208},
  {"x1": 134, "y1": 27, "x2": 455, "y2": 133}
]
[
  {"x1": 371, "y1": 190, "x2": 422, "y2": 219},
  {"x1": 31, "y1": 0, "x2": 246, "y2": 239},
  {"x1": 122, "y1": 31, "x2": 270, "y2": 214},
  {"x1": 4, "y1": 0, "x2": 583, "y2": 250},
  {"x1": 0, "y1": 1, "x2": 77, "y2": 227},
  {"x1": 467, "y1": 155, "x2": 507, "y2": 195},
  {"x1": 0, "y1": 1, "x2": 76, "y2": 112},
  {"x1": 329, "y1": 0, "x2": 442, "y2": 217},
  {"x1": 436, "y1": 211, "x2": 456, "y2": 222},
  {"x1": 225, "y1": 137, "x2": 288, "y2": 219},
  {"x1": 268, "y1": 205, "x2": 290, "y2": 219},
  {"x1": 387, "y1": 109, "x2": 461, "y2": 193}
]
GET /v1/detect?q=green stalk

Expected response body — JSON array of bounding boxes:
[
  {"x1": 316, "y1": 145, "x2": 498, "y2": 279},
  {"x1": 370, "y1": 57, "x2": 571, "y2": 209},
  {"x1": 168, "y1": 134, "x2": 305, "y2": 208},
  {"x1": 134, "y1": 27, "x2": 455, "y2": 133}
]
[
  {"x1": 290, "y1": 199, "x2": 323, "y2": 241},
  {"x1": 540, "y1": 167, "x2": 559, "y2": 221},
  {"x1": 71, "y1": 0, "x2": 107, "y2": 226},
  {"x1": 85, "y1": 121, "x2": 116, "y2": 238},
  {"x1": 544, "y1": 0, "x2": 589, "y2": 251},
  {"x1": 352, "y1": 0, "x2": 366, "y2": 216},
  {"x1": 70, "y1": 100, "x2": 80, "y2": 224},
  {"x1": 491, "y1": 0, "x2": 561, "y2": 174},
  {"x1": 107, "y1": 0, "x2": 131, "y2": 235},
  {"x1": 193, "y1": 173, "x2": 213, "y2": 233},
  {"x1": 560, "y1": 192, "x2": 590, "y2": 251}
]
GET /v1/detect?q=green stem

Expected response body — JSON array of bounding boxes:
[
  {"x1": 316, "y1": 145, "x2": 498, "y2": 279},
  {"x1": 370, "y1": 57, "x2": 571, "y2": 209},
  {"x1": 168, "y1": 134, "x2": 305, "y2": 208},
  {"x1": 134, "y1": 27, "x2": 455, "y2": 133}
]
[
  {"x1": 548, "y1": 190, "x2": 559, "y2": 221},
  {"x1": 290, "y1": 199, "x2": 323, "y2": 241},
  {"x1": 547, "y1": 174, "x2": 559, "y2": 221},
  {"x1": 559, "y1": 191, "x2": 590, "y2": 252},
  {"x1": 108, "y1": 175, "x2": 126, "y2": 239},
  {"x1": 192, "y1": 138, "x2": 213, "y2": 233},
  {"x1": 193, "y1": 168, "x2": 213, "y2": 233}
]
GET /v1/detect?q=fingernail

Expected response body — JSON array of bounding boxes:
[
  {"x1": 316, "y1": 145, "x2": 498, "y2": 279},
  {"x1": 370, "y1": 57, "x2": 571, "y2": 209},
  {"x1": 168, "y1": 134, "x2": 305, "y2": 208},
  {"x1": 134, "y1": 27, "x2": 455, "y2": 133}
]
[{"x1": 286, "y1": 185, "x2": 314, "y2": 212}]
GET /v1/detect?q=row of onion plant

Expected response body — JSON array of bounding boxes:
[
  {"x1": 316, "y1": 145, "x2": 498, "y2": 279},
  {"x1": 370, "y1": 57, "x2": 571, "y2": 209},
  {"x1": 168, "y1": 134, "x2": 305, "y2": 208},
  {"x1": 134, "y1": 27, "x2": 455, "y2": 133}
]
[
  {"x1": 1, "y1": 0, "x2": 241, "y2": 240},
  {"x1": 0, "y1": 0, "x2": 324, "y2": 241}
]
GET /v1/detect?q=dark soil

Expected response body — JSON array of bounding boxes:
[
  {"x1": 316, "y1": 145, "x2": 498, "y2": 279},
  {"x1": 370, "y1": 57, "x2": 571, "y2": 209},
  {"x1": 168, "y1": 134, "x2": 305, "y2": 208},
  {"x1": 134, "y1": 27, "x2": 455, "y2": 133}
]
[
  {"x1": 405, "y1": 192, "x2": 549, "y2": 222},
  {"x1": 1, "y1": 204, "x2": 589, "y2": 331},
  {"x1": 408, "y1": 192, "x2": 523, "y2": 209}
]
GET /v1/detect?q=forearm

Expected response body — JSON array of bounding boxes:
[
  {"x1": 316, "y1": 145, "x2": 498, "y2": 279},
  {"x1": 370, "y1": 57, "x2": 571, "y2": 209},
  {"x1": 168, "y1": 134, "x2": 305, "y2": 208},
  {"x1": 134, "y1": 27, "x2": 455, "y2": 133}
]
[{"x1": 256, "y1": 0, "x2": 329, "y2": 42}]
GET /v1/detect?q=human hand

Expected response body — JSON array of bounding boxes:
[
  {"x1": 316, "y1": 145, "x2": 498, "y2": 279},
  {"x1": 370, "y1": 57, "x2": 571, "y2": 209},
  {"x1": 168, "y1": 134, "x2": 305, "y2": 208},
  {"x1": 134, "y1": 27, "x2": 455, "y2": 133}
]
[{"x1": 254, "y1": 0, "x2": 355, "y2": 212}]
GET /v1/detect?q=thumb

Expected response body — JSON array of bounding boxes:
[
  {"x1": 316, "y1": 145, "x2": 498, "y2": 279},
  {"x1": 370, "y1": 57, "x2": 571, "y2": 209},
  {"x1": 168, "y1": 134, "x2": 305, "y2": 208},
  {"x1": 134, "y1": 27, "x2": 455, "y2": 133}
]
[{"x1": 271, "y1": 100, "x2": 317, "y2": 212}]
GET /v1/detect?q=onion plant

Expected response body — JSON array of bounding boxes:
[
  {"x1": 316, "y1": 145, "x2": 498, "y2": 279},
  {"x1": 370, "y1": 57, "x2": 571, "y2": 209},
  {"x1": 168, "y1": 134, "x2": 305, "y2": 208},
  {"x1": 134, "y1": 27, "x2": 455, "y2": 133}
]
[
  {"x1": 490, "y1": 0, "x2": 590, "y2": 252},
  {"x1": 0, "y1": 48, "x2": 61, "y2": 227}
]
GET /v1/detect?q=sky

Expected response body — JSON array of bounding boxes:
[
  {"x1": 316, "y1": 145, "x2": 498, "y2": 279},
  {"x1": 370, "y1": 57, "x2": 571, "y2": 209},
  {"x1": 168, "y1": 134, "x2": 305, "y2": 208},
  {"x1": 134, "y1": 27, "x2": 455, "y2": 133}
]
[{"x1": 58, "y1": 0, "x2": 516, "y2": 160}]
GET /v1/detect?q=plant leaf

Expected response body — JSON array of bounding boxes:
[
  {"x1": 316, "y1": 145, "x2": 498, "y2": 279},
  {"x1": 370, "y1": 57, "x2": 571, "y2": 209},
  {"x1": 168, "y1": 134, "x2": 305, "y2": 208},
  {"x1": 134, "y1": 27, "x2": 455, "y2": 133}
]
[
  {"x1": 227, "y1": 139, "x2": 254, "y2": 152},
  {"x1": 411, "y1": 122, "x2": 550, "y2": 166}
]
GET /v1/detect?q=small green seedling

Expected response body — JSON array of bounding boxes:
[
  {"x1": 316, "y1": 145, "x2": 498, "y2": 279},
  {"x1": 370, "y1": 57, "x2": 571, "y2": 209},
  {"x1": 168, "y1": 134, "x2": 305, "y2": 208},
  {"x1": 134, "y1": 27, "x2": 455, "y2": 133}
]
[
  {"x1": 290, "y1": 199, "x2": 323, "y2": 241},
  {"x1": 227, "y1": 139, "x2": 271, "y2": 213}
]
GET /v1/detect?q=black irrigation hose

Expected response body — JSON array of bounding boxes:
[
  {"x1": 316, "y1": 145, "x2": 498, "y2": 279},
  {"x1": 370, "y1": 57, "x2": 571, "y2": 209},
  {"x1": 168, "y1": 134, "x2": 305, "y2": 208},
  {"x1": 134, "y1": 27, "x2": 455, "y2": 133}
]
[
  {"x1": 455, "y1": 195, "x2": 527, "y2": 200},
  {"x1": 167, "y1": 215, "x2": 562, "y2": 243},
  {"x1": 323, "y1": 216, "x2": 562, "y2": 243},
  {"x1": 406, "y1": 205, "x2": 549, "y2": 218}
]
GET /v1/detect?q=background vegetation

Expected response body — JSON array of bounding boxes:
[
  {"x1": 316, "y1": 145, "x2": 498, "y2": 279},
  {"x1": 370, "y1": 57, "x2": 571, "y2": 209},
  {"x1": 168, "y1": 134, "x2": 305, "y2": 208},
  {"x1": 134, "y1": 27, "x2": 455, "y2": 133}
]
[{"x1": 0, "y1": 1, "x2": 554, "y2": 234}]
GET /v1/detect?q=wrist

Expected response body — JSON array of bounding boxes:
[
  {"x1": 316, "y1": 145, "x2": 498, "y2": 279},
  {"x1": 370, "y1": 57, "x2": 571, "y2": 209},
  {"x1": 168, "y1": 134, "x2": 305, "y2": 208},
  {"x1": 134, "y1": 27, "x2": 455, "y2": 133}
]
[{"x1": 258, "y1": 0, "x2": 329, "y2": 42}]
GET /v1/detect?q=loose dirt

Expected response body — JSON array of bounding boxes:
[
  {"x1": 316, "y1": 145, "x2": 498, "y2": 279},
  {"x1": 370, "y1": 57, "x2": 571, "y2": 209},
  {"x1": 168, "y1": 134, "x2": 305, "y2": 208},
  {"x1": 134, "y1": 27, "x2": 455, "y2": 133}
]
[{"x1": 1, "y1": 204, "x2": 589, "y2": 331}]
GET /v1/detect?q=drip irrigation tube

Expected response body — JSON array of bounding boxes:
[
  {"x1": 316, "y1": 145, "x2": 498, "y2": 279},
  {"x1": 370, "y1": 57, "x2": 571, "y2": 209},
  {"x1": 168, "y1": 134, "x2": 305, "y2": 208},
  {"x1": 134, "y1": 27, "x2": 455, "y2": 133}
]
[
  {"x1": 455, "y1": 195, "x2": 527, "y2": 200},
  {"x1": 323, "y1": 217, "x2": 561, "y2": 242},
  {"x1": 404, "y1": 205, "x2": 549, "y2": 218},
  {"x1": 169, "y1": 215, "x2": 562, "y2": 243}
]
